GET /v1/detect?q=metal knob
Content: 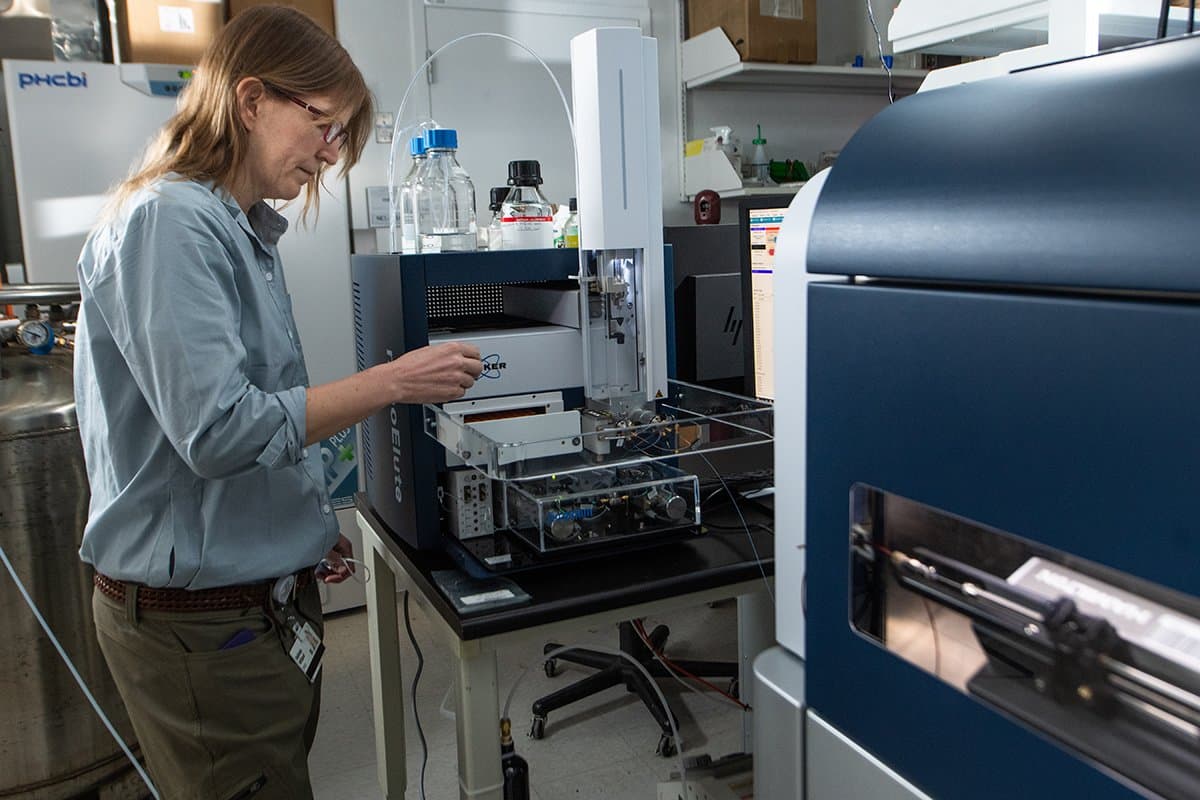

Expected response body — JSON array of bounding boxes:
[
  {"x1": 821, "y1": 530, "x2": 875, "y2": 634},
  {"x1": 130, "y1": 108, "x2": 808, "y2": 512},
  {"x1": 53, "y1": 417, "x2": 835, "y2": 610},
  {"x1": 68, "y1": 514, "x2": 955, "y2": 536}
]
[
  {"x1": 548, "y1": 516, "x2": 577, "y2": 542},
  {"x1": 652, "y1": 492, "x2": 687, "y2": 521}
]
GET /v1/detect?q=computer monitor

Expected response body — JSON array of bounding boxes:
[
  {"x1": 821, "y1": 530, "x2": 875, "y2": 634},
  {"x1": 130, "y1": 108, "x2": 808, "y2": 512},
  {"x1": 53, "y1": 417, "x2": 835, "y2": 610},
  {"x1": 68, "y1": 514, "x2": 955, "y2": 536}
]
[
  {"x1": 739, "y1": 196, "x2": 793, "y2": 401},
  {"x1": 665, "y1": 224, "x2": 744, "y2": 393}
]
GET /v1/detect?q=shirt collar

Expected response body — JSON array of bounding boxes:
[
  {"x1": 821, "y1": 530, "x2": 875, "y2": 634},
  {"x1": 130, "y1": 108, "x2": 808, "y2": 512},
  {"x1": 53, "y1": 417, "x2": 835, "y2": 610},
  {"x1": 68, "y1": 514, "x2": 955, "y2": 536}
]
[{"x1": 204, "y1": 180, "x2": 290, "y2": 248}]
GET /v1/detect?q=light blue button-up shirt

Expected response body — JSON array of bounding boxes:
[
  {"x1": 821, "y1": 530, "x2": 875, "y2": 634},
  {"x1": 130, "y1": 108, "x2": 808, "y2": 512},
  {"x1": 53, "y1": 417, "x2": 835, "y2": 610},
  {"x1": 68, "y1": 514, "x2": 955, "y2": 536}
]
[{"x1": 75, "y1": 177, "x2": 339, "y2": 589}]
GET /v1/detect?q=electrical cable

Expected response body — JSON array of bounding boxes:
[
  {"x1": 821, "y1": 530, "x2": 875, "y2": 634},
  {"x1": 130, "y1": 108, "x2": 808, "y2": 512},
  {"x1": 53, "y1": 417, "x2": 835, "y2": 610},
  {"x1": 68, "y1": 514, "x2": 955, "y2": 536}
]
[
  {"x1": 696, "y1": 453, "x2": 774, "y2": 605},
  {"x1": 633, "y1": 623, "x2": 738, "y2": 712},
  {"x1": 402, "y1": 591, "x2": 429, "y2": 800},
  {"x1": 700, "y1": 487, "x2": 727, "y2": 508},
  {"x1": 317, "y1": 556, "x2": 371, "y2": 584},
  {"x1": 0, "y1": 542, "x2": 160, "y2": 799},
  {"x1": 632, "y1": 429, "x2": 665, "y2": 453},
  {"x1": 632, "y1": 618, "x2": 749, "y2": 711},
  {"x1": 502, "y1": 642, "x2": 689, "y2": 794},
  {"x1": 702, "y1": 521, "x2": 773, "y2": 534},
  {"x1": 699, "y1": 471, "x2": 773, "y2": 511},
  {"x1": 865, "y1": 0, "x2": 895, "y2": 104}
]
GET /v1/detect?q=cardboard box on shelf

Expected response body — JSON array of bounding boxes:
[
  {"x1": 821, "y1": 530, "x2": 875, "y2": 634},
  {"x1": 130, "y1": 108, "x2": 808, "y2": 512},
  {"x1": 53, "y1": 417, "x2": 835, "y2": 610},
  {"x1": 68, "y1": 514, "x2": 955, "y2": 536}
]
[
  {"x1": 228, "y1": 0, "x2": 335, "y2": 36},
  {"x1": 687, "y1": 0, "x2": 816, "y2": 65},
  {"x1": 115, "y1": 0, "x2": 225, "y2": 65}
]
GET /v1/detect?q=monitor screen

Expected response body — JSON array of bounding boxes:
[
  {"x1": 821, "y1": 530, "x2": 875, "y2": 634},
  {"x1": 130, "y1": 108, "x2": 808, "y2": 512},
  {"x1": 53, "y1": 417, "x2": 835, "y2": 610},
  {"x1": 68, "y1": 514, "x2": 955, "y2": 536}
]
[{"x1": 744, "y1": 205, "x2": 787, "y2": 401}]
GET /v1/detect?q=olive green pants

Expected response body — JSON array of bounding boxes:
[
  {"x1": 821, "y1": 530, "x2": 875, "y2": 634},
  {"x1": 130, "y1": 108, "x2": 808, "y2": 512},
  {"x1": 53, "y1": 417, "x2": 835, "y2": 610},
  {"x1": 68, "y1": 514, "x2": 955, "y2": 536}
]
[{"x1": 92, "y1": 580, "x2": 323, "y2": 800}]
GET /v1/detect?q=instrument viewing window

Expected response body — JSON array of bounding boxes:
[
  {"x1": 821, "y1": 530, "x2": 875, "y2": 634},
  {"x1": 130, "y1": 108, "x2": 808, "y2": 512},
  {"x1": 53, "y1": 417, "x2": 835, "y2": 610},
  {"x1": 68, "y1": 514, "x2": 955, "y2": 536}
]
[{"x1": 849, "y1": 484, "x2": 1200, "y2": 800}]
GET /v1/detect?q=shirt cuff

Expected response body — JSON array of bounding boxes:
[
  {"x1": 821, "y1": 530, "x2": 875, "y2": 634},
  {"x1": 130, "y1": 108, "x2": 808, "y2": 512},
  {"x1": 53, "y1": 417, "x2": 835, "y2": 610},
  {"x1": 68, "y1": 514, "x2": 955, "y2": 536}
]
[{"x1": 256, "y1": 385, "x2": 308, "y2": 469}]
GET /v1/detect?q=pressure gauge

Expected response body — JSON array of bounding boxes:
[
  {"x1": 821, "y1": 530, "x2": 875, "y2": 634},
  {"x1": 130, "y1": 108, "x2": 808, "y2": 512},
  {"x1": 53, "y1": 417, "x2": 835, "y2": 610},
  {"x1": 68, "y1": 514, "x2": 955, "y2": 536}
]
[{"x1": 17, "y1": 320, "x2": 55, "y2": 354}]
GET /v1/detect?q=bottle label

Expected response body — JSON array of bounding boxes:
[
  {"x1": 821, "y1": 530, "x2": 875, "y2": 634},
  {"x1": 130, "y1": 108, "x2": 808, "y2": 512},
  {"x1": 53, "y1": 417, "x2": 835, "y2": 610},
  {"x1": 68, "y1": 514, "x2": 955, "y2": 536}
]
[
  {"x1": 500, "y1": 216, "x2": 554, "y2": 225},
  {"x1": 501, "y1": 218, "x2": 554, "y2": 249}
]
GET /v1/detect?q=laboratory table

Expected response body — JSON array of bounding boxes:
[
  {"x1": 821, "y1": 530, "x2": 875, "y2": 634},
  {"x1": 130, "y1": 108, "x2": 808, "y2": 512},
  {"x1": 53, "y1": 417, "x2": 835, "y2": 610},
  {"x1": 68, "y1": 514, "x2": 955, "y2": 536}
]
[{"x1": 353, "y1": 493, "x2": 775, "y2": 800}]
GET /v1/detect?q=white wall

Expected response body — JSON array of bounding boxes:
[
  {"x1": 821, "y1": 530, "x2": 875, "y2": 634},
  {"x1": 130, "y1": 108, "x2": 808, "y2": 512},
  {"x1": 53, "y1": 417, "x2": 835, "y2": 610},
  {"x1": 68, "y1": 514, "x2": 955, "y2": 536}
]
[{"x1": 333, "y1": 1, "x2": 425, "y2": 244}]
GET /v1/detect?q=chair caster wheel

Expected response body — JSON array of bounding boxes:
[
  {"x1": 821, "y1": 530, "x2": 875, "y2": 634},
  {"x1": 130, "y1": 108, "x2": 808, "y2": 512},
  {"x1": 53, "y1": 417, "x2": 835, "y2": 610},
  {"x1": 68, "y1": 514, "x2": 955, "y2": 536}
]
[
  {"x1": 656, "y1": 733, "x2": 677, "y2": 758},
  {"x1": 530, "y1": 715, "x2": 547, "y2": 740},
  {"x1": 544, "y1": 658, "x2": 558, "y2": 678}
]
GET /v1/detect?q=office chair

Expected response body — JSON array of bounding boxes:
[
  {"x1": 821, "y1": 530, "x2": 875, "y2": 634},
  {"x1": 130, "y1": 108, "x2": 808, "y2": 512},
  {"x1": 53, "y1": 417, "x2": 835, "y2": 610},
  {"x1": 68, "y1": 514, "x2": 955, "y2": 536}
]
[{"x1": 529, "y1": 618, "x2": 739, "y2": 756}]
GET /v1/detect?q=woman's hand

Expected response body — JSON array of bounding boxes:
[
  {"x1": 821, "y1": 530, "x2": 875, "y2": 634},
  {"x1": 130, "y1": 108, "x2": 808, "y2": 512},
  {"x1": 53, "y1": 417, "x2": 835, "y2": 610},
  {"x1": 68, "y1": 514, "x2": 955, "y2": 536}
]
[{"x1": 316, "y1": 533, "x2": 355, "y2": 584}]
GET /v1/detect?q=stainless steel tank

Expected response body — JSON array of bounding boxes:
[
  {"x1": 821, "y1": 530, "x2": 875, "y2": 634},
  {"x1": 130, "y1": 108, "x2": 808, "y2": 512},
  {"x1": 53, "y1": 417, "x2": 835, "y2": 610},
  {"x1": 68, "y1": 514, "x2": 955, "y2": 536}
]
[{"x1": 0, "y1": 287, "x2": 139, "y2": 798}]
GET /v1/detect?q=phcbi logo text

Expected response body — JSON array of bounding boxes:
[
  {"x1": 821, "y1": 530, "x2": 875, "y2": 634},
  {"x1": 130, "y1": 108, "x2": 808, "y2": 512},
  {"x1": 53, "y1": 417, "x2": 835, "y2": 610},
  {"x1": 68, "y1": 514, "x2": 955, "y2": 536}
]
[{"x1": 18, "y1": 71, "x2": 88, "y2": 90}]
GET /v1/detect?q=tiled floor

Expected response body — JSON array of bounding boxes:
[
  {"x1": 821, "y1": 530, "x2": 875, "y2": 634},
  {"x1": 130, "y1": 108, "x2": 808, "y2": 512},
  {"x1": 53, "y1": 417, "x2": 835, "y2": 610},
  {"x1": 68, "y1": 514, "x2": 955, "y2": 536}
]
[{"x1": 309, "y1": 596, "x2": 747, "y2": 800}]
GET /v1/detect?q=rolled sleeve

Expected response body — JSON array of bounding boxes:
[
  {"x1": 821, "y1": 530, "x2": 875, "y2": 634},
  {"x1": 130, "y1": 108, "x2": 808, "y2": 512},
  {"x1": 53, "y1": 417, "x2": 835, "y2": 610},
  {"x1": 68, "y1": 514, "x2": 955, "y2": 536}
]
[{"x1": 258, "y1": 385, "x2": 308, "y2": 469}]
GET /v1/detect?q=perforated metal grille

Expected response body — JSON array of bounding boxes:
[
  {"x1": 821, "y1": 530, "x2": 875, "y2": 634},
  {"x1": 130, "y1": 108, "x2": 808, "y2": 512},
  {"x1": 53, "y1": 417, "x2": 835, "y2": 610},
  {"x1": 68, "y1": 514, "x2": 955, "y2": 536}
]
[
  {"x1": 351, "y1": 279, "x2": 373, "y2": 483},
  {"x1": 426, "y1": 284, "x2": 505, "y2": 318},
  {"x1": 352, "y1": 281, "x2": 367, "y2": 371}
]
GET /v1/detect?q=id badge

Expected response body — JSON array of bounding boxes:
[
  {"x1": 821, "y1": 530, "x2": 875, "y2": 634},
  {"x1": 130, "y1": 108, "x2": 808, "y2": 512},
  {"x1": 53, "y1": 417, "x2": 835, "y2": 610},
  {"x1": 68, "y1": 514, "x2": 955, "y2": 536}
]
[{"x1": 288, "y1": 619, "x2": 325, "y2": 683}]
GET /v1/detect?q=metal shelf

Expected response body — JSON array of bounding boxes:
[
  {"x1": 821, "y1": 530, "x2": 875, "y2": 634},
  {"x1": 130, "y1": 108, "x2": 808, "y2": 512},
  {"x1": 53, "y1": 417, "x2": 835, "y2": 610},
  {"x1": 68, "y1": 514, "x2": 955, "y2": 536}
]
[
  {"x1": 685, "y1": 185, "x2": 803, "y2": 202},
  {"x1": 681, "y1": 28, "x2": 926, "y2": 94},
  {"x1": 686, "y1": 61, "x2": 927, "y2": 93},
  {"x1": 890, "y1": 0, "x2": 1200, "y2": 57}
]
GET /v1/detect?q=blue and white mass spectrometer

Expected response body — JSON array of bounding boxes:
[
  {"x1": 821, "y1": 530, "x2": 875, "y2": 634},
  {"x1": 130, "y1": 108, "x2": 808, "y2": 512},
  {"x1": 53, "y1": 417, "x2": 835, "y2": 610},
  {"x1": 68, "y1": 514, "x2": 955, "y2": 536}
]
[{"x1": 761, "y1": 30, "x2": 1200, "y2": 800}]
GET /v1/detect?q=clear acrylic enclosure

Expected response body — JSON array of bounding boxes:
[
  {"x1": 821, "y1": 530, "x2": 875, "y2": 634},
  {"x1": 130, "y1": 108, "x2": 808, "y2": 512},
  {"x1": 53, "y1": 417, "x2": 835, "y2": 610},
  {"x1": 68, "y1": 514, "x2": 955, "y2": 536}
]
[{"x1": 499, "y1": 462, "x2": 701, "y2": 554}]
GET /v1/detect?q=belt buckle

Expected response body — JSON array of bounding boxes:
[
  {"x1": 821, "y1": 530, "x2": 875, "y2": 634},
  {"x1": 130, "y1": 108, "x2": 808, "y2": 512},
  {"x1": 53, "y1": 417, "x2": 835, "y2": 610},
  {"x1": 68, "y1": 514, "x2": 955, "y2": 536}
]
[{"x1": 271, "y1": 574, "x2": 296, "y2": 606}]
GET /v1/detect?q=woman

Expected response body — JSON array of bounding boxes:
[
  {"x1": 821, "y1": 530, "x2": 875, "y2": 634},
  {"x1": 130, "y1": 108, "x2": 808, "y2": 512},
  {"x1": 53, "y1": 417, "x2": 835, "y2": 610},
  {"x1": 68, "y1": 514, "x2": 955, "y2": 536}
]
[{"x1": 74, "y1": 8, "x2": 482, "y2": 799}]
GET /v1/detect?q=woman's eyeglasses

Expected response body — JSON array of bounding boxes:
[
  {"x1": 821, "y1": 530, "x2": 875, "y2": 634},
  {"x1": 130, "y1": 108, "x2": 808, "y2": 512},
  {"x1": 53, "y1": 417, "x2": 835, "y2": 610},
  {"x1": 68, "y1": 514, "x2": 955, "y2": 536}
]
[{"x1": 262, "y1": 81, "x2": 347, "y2": 146}]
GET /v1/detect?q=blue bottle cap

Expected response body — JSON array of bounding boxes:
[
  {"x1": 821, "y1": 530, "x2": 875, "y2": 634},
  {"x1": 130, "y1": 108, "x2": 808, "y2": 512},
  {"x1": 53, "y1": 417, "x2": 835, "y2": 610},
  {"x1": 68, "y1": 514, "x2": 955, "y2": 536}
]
[
  {"x1": 424, "y1": 128, "x2": 458, "y2": 150},
  {"x1": 409, "y1": 136, "x2": 426, "y2": 156}
]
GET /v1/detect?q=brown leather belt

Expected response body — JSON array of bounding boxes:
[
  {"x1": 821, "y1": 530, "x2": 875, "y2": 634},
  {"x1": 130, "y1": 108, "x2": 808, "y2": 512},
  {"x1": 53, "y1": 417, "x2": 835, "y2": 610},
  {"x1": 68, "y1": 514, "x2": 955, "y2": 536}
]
[{"x1": 94, "y1": 570, "x2": 313, "y2": 612}]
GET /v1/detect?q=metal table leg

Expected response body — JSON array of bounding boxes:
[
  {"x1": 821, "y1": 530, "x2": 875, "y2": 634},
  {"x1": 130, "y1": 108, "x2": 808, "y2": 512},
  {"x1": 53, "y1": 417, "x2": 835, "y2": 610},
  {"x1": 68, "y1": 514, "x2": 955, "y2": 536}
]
[{"x1": 453, "y1": 639, "x2": 503, "y2": 800}]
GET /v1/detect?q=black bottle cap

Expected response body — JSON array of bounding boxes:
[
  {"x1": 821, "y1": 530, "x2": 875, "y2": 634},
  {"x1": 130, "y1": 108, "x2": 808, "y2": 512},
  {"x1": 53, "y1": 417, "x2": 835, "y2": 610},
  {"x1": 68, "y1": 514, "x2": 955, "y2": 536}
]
[
  {"x1": 489, "y1": 187, "x2": 509, "y2": 211},
  {"x1": 507, "y1": 160, "x2": 543, "y2": 186},
  {"x1": 568, "y1": 197, "x2": 577, "y2": 212}
]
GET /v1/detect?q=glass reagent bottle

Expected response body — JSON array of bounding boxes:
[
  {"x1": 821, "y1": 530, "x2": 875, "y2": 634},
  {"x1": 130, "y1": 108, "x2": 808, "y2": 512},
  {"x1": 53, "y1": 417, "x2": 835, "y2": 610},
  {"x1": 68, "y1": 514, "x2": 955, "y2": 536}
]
[
  {"x1": 500, "y1": 160, "x2": 554, "y2": 250},
  {"x1": 416, "y1": 128, "x2": 478, "y2": 253}
]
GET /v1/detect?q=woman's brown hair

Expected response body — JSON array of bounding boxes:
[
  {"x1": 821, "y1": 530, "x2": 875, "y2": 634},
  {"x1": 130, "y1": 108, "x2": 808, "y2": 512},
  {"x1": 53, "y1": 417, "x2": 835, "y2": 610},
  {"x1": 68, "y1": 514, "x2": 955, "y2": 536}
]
[{"x1": 111, "y1": 5, "x2": 372, "y2": 220}]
